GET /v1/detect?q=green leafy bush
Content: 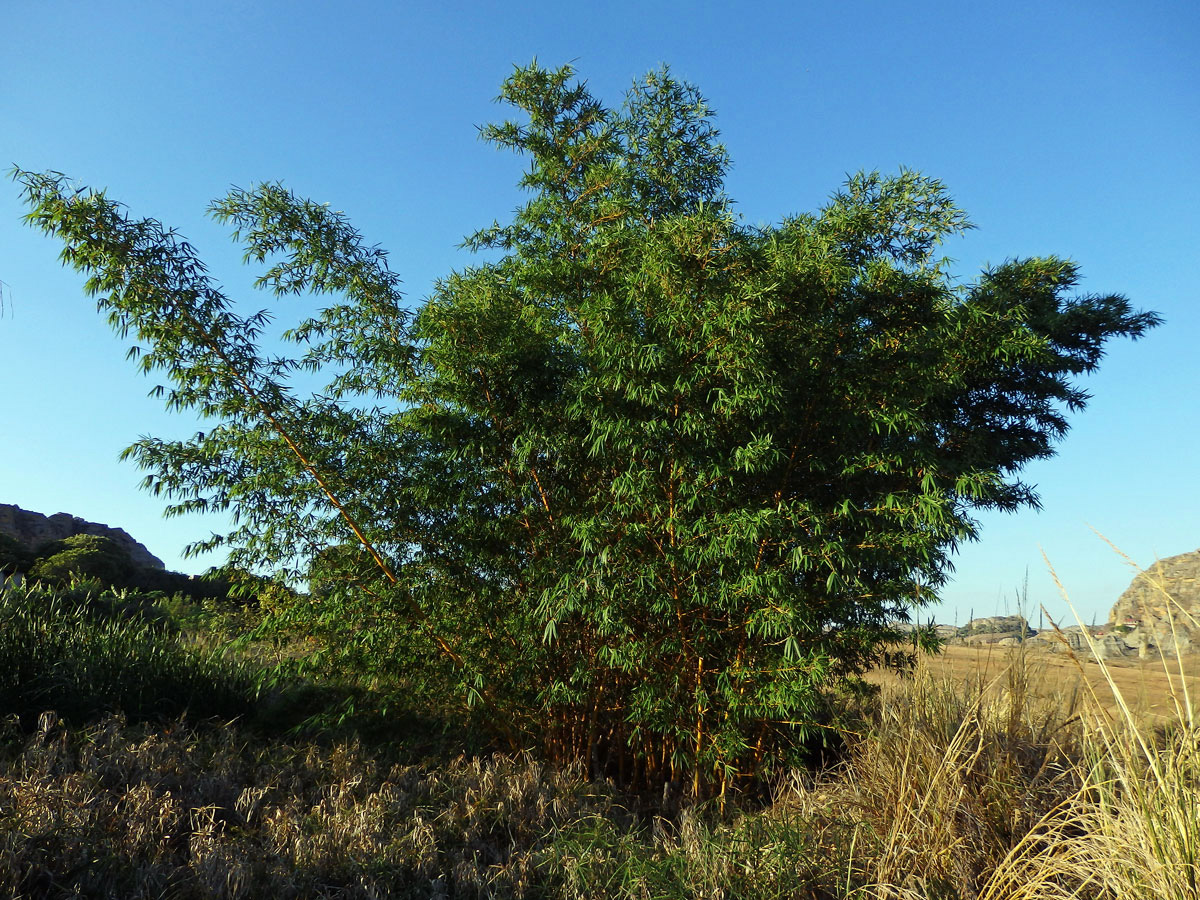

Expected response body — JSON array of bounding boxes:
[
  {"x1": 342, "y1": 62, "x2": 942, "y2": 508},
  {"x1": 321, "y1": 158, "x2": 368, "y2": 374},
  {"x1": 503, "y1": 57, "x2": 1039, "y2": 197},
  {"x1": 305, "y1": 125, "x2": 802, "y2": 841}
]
[
  {"x1": 28, "y1": 533, "x2": 136, "y2": 586},
  {"x1": 0, "y1": 533, "x2": 32, "y2": 576}
]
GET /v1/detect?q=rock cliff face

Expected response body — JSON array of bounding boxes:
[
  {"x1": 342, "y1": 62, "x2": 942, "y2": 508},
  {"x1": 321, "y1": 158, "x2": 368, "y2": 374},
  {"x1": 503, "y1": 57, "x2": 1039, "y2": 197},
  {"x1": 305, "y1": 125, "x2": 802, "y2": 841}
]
[
  {"x1": 961, "y1": 615, "x2": 1034, "y2": 636},
  {"x1": 925, "y1": 557, "x2": 1200, "y2": 659},
  {"x1": 1106, "y1": 549, "x2": 1200, "y2": 656},
  {"x1": 0, "y1": 503, "x2": 165, "y2": 570},
  {"x1": 1110, "y1": 550, "x2": 1200, "y2": 626}
]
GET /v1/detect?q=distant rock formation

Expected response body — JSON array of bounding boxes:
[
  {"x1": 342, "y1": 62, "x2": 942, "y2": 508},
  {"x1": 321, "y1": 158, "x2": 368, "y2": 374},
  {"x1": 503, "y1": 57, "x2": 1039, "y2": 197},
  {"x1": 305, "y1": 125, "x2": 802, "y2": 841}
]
[
  {"x1": 1110, "y1": 549, "x2": 1200, "y2": 628},
  {"x1": 961, "y1": 615, "x2": 1035, "y2": 637},
  {"x1": 0, "y1": 503, "x2": 165, "y2": 571},
  {"x1": 925, "y1": 555, "x2": 1200, "y2": 659},
  {"x1": 1107, "y1": 549, "x2": 1200, "y2": 657}
]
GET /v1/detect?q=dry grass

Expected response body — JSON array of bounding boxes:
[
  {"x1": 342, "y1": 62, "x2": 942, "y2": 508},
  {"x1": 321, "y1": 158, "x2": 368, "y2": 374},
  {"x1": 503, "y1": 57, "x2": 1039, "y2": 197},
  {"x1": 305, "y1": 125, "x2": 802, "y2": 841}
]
[
  {"x1": 4, "y1": 641, "x2": 1194, "y2": 899},
  {"x1": 1, "y1": 656, "x2": 1083, "y2": 899},
  {"x1": 898, "y1": 643, "x2": 1200, "y2": 724},
  {"x1": 977, "y1": 572, "x2": 1200, "y2": 900},
  {"x1": 0, "y1": 711, "x2": 619, "y2": 899},
  {"x1": 532, "y1": 647, "x2": 1090, "y2": 900},
  {"x1": 6, "y1": 566, "x2": 1200, "y2": 898}
]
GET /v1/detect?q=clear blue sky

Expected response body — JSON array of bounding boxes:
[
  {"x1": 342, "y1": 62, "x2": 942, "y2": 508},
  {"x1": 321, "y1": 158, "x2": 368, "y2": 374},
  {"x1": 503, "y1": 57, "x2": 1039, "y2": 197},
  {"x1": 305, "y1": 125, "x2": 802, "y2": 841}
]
[{"x1": 2, "y1": 0, "x2": 1196, "y2": 626}]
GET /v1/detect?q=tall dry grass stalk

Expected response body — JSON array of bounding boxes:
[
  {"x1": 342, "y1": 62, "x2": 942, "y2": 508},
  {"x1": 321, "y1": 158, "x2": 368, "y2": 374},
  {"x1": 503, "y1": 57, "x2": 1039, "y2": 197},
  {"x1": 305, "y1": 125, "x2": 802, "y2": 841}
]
[
  {"x1": 834, "y1": 645, "x2": 1083, "y2": 899},
  {"x1": 790, "y1": 545, "x2": 1200, "y2": 900},
  {"x1": 975, "y1": 551, "x2": 1200, "y2": 900}
]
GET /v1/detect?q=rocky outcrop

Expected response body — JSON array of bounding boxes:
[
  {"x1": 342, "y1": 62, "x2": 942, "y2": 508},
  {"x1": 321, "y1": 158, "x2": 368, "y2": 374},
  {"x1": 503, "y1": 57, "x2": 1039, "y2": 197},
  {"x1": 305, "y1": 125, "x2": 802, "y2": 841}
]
[
  {"x1": 0, "y1": 503, "x2": 165, "y2": 571},
  {"x1": 1107, "y1": 549, "x2": 1200, "y2": 657},
  {"x1": 961, "y1": 615, "x2": 1035, "y2": 638},
  {"x1": 1110, "y1": 549, "x2": 1200, "y2": 629}
]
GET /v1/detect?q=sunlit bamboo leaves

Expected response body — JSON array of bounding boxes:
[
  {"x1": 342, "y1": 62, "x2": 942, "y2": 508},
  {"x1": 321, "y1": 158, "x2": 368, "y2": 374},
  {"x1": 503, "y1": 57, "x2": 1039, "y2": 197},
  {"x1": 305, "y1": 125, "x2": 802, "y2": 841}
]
[{"x1": 13, "y1": 62, "x2": 1158, "y2": 794}]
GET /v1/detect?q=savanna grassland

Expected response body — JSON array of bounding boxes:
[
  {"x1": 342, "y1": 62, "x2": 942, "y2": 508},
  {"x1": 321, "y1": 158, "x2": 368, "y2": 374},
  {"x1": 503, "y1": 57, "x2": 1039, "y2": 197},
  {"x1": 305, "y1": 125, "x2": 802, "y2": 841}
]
[
  {"x1": 881, "y1": 642, "x2": 1200, "y2": 723},
  {"x1": 3, "y1": 578, "x2": 1199, "y2": 900}
]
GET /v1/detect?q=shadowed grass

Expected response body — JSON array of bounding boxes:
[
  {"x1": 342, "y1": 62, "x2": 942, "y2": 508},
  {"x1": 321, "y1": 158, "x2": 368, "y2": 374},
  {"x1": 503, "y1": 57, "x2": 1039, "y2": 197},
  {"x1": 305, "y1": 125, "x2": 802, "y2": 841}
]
[{"x1": 0, "y1": 580, "x2": 261, "y2": 729}]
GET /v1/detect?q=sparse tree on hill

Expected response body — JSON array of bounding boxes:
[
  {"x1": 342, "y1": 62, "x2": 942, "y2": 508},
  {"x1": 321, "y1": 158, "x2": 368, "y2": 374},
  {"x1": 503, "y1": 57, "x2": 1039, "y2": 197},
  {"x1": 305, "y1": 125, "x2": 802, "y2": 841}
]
[{"x1": 28, "y1": 534, "x2": 136, "y2": 587}]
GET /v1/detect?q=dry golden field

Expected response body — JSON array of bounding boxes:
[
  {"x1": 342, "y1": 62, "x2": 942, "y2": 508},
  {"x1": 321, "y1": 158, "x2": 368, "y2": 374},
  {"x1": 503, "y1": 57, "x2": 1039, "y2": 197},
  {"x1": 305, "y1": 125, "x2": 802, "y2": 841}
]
[{"x1": 875, "y1": 641, "x2": 1200, "y2": 723}]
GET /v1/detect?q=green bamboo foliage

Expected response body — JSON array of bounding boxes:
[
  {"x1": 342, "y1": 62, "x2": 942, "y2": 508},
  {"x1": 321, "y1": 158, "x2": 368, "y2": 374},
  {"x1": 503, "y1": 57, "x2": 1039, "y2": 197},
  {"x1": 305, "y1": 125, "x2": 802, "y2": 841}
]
[{"x1": 13, "y1": 62, "x2": 1158, "y2": 794}]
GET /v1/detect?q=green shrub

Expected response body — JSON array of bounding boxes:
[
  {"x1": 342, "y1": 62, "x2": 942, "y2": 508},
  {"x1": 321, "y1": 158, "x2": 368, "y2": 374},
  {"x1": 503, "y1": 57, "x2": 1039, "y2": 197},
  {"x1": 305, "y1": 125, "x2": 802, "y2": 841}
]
[
  {"x1": 0, "y1": 533, "x2": 33, "y2": 576},
  {"x1": 28, "y1": 533, "x2": 137, "y2": 587},
  {"x1": 125, "y1": 565, "x2": 235, "y2": 603},
  {"x1": 15, "y1": 63, "x2": 1159, "y2": 795}
]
